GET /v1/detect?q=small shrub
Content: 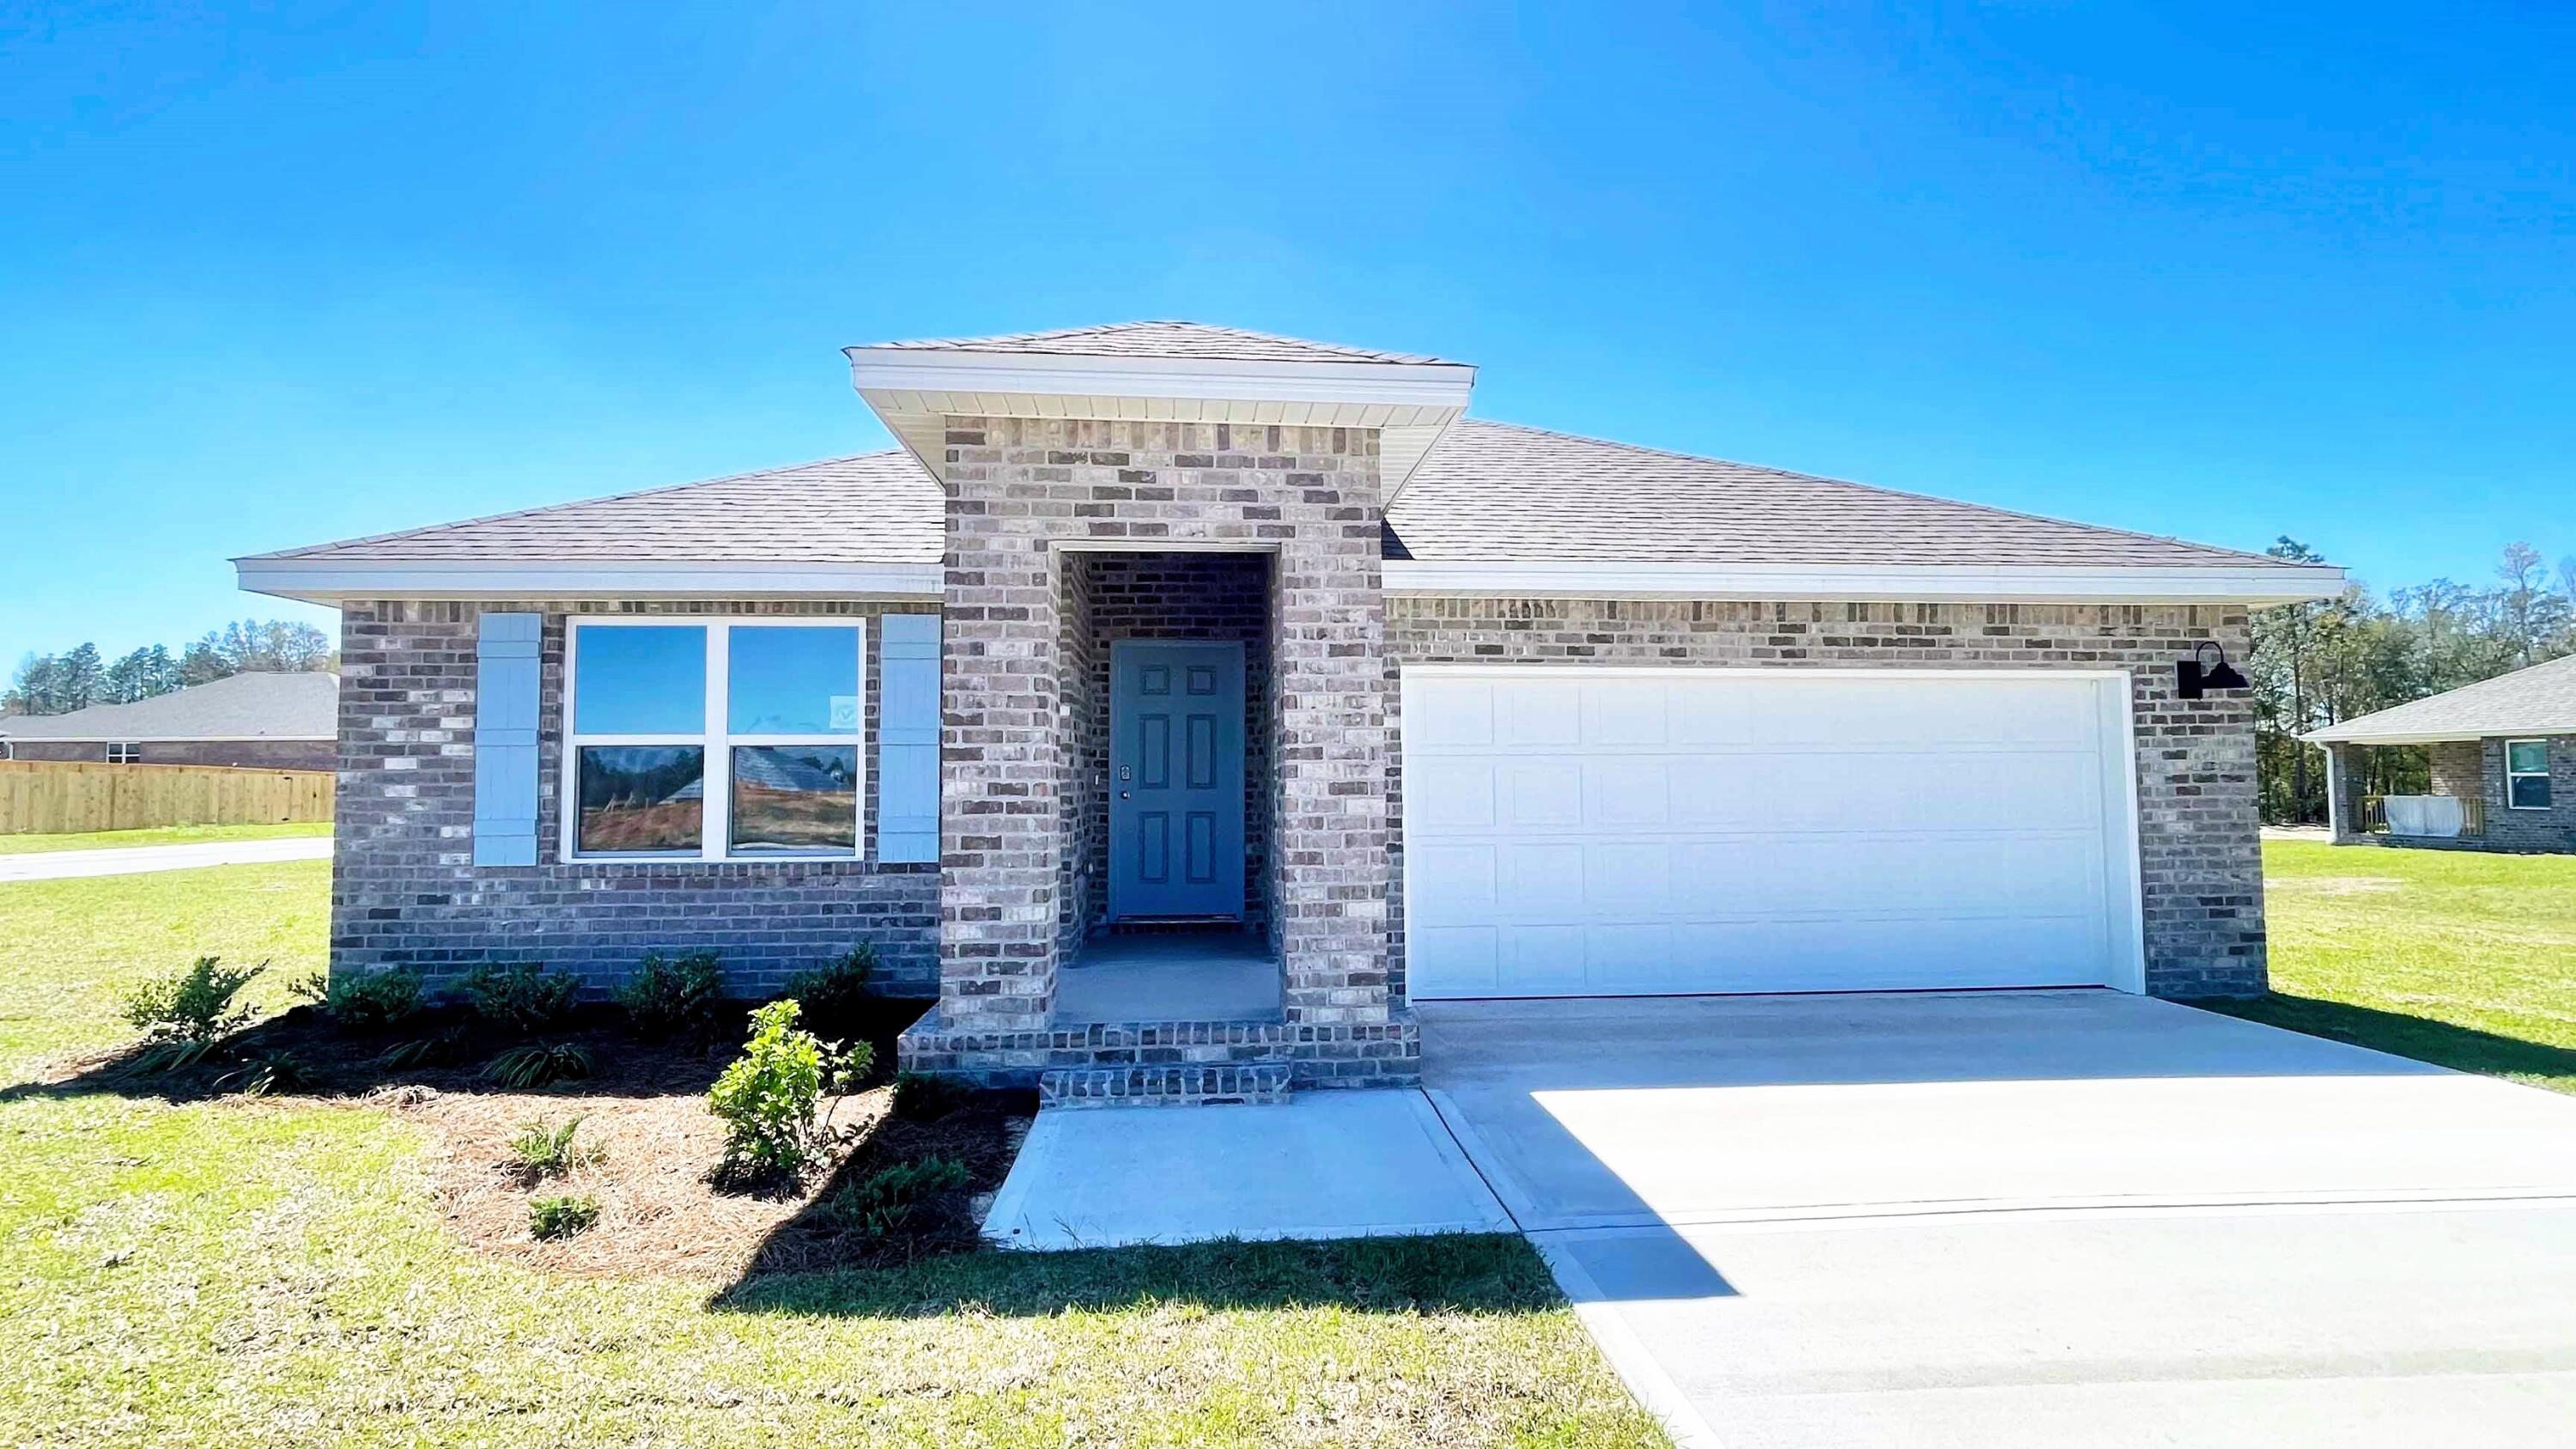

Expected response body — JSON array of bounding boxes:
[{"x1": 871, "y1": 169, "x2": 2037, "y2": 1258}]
[
  {"x1": 527, "y1": 1194, "x2": 600, "y2": 1240},
  {"x1": 614, "y1": 951, "x2": 726, "y2": 1041},
  {"x1": 459, "y1": 963, "x2": 578, "y2": 1034},
  {"x1": 373, "y1": 1025, "x2": 471, "y2": 1070},
  {"x1": 783, "y1": 945, "x2": 875, "y2": 1036},
  {"x1": 508, "y1": 1116, "x2": 602, "y2": 1180},
  {"x1": 708, "y1": 1000, "x2": 861, "y2": 1185},
  {"x1": 823, "y1": 1154, "x2": 971, "y2": 1239},
  {"x1": 482, "y1": 1041, "x2": 594, "y2": 1089},
  {"x1": 213, "y1": 1049, "x2": 314, "y2": 1097},
  {"x1": 890, "y1": 1071, "x2": 967, "y2": 1122},
  {"x1": 123, "y1": 957, "x2": 264, "y2": 1069},
  {"x1": 289, "y1": 967, "x2": 424, "y2": 1032}
]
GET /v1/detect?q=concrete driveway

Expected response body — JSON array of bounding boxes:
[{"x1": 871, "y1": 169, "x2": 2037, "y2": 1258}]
[{"x1": 1422, "y1": 991, "x2": 2576, "y2": 1448}]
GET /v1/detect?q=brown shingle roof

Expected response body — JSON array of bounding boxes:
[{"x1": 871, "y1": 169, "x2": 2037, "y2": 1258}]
[
  {"x1": 242, "y1": 452, "x2": 941, "y2": 565},
  {"x1": 852, "y1": 320, "x2": 1458, "y2": 367},
  {"x1": 1383, "y1": 420, "x2": 2291, "y2": 568},
  {"x1": 2304, "y1": 654, "x2": 2576, "y2": 743}
]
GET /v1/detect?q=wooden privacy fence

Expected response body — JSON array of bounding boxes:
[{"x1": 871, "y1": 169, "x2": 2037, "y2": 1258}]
[{"x1": 0, "y1": 760, "x2": 334, "y2": 835}]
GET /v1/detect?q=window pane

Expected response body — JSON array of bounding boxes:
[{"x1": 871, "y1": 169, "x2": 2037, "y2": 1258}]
[
  {"x1": 574, "y1": 626, "x2": 706, "y2": 734},
  {"x1": 576, "y1": 746, "x2": 704, "y2": 853},
  {"x1": 730, "y1": 746, "x2": 858, "y2": 854},
  {"x1": 2510, "y1": 774, "x2": 2553, "y2": 810},
  {"x1": 2507, "y1": 741, "x2": 2550, "y2": 776},
  {"x1": 729, "y1": 626, "x2": 860, "y2": 734}
]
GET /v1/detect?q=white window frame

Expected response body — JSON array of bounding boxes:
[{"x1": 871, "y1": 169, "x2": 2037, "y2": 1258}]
[
  {"x1": 561, "y1": 616, "x2": 869, "y2": 862},
  {"x1": 2506, "y1": 738, "x2": 2553, "y2": 812},
  {"x1": 106, "y1": 742, "x2": 142, "y2": 764}
]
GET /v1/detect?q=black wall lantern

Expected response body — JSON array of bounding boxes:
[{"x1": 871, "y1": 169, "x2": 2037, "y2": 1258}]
[{"x1": 2176, "y1": 641, "x2": 2249, "y2": 699}]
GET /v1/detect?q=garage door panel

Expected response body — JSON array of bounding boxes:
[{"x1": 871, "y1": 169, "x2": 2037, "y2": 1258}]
[
  {"x1": 1411, "y1": 759, "x2": 1498, "y2": 830},
  {"x1": 1405, "y1": 669, "x2": 2137, "y2": 1000}
]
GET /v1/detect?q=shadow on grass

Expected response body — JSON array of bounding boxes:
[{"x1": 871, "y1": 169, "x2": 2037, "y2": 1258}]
[
  {"x1": 0, "y1": 997, "x2": 931, "y2": 1107},
  {"x1": 712, "y1": 1229, "x2": 1565, "y2": 1320},
  {"x1": 2190, "y1": 993, "x2": 2576, "y2": 1087}
]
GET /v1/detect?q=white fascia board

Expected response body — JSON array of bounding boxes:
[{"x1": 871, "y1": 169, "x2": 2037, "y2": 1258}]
[
  {"x1": 2303, "y1": 725, "x2": 2571, "y2": 746},
  {"x1": 234, "y1": 557, "x2": 944, "y2": 604},
  {"x1": 843, "y1": 346, "x2": 1478, "y2": 411},
  {"x1": 1380, "y1": 559, "x2": 2350, "y2": 605}
]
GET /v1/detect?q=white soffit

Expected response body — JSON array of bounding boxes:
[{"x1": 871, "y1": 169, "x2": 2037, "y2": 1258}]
[
  {"x1": 1381, "y1": 559, "x2": 2351, "y2": 605},
  {"x1": 845, "y1": 346, "x2": 1477, "y2": 491}
]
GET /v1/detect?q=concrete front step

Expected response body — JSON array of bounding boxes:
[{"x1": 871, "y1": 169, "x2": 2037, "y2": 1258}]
[{"x1": 1040, "y1": 1063, "x2": 1294, "y2": 1109}]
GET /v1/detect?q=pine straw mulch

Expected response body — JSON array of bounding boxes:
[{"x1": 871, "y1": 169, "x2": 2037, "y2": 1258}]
[{"x1": 38, "y1": 998, "x2": 1035, "y2": 1283}]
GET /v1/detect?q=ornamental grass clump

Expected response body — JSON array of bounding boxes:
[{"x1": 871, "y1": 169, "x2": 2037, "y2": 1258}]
[{"x1": 708, "y1": 1000, "x2": 864, "y2": 1189}]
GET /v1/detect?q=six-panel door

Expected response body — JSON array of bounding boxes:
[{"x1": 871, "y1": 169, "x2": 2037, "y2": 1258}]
[{"x1": 1109, "y1": 641, "x2": 1248, "y2": 920}]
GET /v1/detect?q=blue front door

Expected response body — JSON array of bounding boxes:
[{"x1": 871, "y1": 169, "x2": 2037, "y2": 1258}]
[{"x1": 1109, "y1": 640, "x2": 1246, "y2": 920}]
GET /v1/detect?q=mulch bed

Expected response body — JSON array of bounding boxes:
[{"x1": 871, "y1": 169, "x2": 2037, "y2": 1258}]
[{"x1": 50, "y1": 997, "x2": 1036, "y2": 1282}]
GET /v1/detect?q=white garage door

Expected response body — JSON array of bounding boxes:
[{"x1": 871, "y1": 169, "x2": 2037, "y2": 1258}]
[{"x1": 1401, "y1": 668, "x2": 2143, "y2": 999}]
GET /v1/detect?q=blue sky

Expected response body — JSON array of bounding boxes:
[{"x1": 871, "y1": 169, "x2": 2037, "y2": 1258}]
[{"x1": 3, "y1": 2, "x2": 2569, "y2": 661}]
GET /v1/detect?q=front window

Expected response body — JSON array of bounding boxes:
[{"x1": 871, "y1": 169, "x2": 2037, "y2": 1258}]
[
  {"x1": 564, "y1": 619, "x2": 866, "y2": 860},
  {"x1": 2506, "y1": 739, "x2": 2553, "y2": 811},
  {"x1": 106, "y1": 742, "x2": 141, "y2": 764}
]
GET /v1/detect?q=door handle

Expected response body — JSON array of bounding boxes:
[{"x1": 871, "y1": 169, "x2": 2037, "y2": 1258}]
[{"x1": 1119, "y1": 790, "x2": 1132, "y2": 799}]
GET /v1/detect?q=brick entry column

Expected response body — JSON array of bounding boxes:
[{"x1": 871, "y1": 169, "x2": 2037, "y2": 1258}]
[{"x1": 936, "y1": 423, "x2": 1061, "y2": 1032}]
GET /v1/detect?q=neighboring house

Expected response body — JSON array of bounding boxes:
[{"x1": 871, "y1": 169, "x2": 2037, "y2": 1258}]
[
  {"x1": 2305, "y1": 653, "x2": 2576, "y2": 854},
  {"x1": 0, "y1": 671, "x2": 337, "y2": 770},
  {"x1": 234, "y1": 321, "x2": 2345, "y2": 1091}
]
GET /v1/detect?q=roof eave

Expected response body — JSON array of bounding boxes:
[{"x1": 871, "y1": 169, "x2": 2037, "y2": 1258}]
[
  {"x1": 2303, "y1": 724, "x2": 2576, "y2": 746},
  {"x1": 234, "y1": 557, "x2": 944, "y2": 605},
  {"x1": 1378, "y1": 560, "x2": 2350, "y2": 605}
]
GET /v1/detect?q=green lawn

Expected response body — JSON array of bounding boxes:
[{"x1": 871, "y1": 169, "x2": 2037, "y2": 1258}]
[
  {"x1": 0, "y1": 865, "x2": 1664, "y2": 1448},
  {"x1": 0, "y1": 821, "x2": 333, "y2": 855},
  {"x1": 2204, "y1": 840, "x2": 2576, "y2": 1093}
]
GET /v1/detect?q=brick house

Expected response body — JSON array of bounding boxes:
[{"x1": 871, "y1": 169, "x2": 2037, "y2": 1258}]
[
  {"x1": 0, "y1": 670, "x2": 337, "y2": 770},
  {"x1": 2307, "y1": 653, "x2": 2576, "y2": 854},
  {"x1": 235, "y1": 322, "x2": 2344, "y2": 1092}
]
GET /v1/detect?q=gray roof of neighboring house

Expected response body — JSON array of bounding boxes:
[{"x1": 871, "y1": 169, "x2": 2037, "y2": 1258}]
[
  {"x1": 0, "y1": 671, "x2": 338, "y2": 741},
  {"x1": 243, "y1": 453, "x2": 943, "y2": 564},
  {"x1": 850, "y1": 320, "x2": 1460, "y2": 367},
  {"x1": 1383, "y1": 420, "x2": 2287, "y2": 567},
  {"x1": 245, "y1": 420, "x2": 2293, "y2": 574},
  {"x1": 2304, "y1": 654, "x2": 2576, "y2": 745}
]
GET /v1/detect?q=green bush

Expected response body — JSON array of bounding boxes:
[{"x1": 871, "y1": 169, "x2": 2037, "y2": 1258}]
[
  {"x1": 890, "y1": 1070, "x2": 967, "y2": 1122},
  {"x1": 708, "y1": 1000, "x2": 863, "y2": 1184},
  {"x1": 527, "y1": 1194, "x2": 600, "y2": 1240},
  {"x1": 783, "y1": 945, "x2": 875, "y2": 1036},
  {"x1": 460, "y1": 963, "x2": 578, "y2": 1034},
  {"x1": 289, "y1": 966, "x2": 425, "y2": 1032},
  {"x1": 482, "y1": 1041, "x2": 594, "y2": 1089},
  {"x1": 508, "y1": 1116, "x2": 602, "y2": 1180},
  {"x1": 614, "y1": 951, "x2": 726, "y2": 1041},
  {"x1": 123, "y1": 957, "x2": 264, "y2": 1070},
  {"x1": 823, "y1": 1154, "x2": 971, "y2": 1239}
]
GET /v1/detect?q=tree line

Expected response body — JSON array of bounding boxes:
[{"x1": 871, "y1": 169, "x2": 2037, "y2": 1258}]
[
  {"x1": 3, "y1": 618, "x2": 336, "y2": 716},
  {"x1": 2250, "y1": 539, "x2": 2574, "y2": 823}
]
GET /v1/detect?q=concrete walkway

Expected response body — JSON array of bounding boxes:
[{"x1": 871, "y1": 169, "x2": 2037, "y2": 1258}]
[
  {"x1": 982, "y1": 1089, "x2": 1514, "y2": 1251},
  {"x1": 1422, "y1": 992, "x2": 2576, "y2": 1449},
  {"x1": 0, "y1": 835, "x2": 332, "y2": 882}
]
